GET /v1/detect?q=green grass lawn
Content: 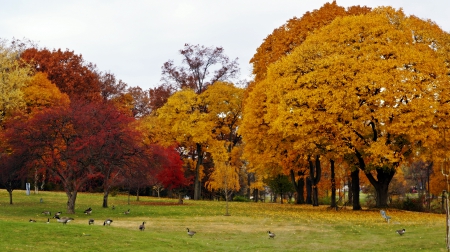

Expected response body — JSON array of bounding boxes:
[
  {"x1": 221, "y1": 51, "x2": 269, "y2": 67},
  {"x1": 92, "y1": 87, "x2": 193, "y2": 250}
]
[{"x1": 0, "y1": 190, "x2": 447, "y2": 251}]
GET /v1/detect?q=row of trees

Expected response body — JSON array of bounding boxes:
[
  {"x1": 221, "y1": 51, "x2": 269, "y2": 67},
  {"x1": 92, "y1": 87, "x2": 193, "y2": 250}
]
[
  {"x1": 1, "y1": 1, "x2": 450, "y2": 213},
  {"x1": 0, "y1": 40, "x2": 188, "y2": 213}
]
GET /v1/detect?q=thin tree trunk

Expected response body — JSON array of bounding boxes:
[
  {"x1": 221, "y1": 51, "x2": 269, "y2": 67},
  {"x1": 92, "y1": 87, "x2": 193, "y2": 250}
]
[
  {"x1": 103, "y1": 191, "x2": 109, "y2": 208},
  {"x1": 330, "y1": 160, "x2": 337, "y2": 209},
  {"x1": 193, "y1": 143, "x2": 203, "y2": 200},
  {"x1": 8, "y1": 189, "x2": 13, "y2": 205}
]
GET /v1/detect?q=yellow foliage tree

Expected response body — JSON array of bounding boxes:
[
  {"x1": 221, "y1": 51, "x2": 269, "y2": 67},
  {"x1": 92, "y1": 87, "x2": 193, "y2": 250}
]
[
  {"x1": 249, "y1": 1, "x2": 371, "y2": 83},
  {"x1": 22, "y1": 72, "x2": 70, "y2": 111},
  {"x1": 0, "y1": 40, "x2": 33, "y2": 124},
  {"x1": 251, "y1": 7, "x2": 450, "y2": 208},
  {"x1": 154, "y1": 82, "x2": 244, "y2": 200},
  {"x1": 242, "y1": 2, "x2": 371, "y2": 206}
]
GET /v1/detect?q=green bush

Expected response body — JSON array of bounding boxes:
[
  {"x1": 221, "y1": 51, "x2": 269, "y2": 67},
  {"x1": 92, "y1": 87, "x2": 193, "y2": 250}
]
[
  {"x1": 233, "y1": 195, "x2": 251, "y2": 202},
  {"x1": 402, "y1": 196, "x2": 424, "y2": 212}
]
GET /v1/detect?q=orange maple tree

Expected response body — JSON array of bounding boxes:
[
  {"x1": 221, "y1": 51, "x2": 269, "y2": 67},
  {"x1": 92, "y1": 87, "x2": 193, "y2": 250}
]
[{"x1": 21, "y1": 48, "x2": 101, "y2": 101}]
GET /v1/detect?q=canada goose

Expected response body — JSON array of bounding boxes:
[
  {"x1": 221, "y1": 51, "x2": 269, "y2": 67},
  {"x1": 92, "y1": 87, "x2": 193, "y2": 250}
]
[
  {"x1": 139, "y1": 222, "x2": 145, "y2": 231},
  {"x1": 29, "y1": 219, "x2": 36, "y2": 223},
  {"x1": 41, "y1": 211, "x2": 51, "y2": 215},
  {"x1": 54, "y1": 216, "x2": 74, "y2": 225},
  {"x1": 186, "y1": 228, "x2": 196, "y2": 238},
  {"x1": 123, "y1": 209, "x2": 130, "y2": 215},
  {"x1": 88, "y1": 219, "x2": 94, "y2": 225},
  {"x1": 54, "y1": 211, "x2": 62, "y2": 217},
  {"x1": 46, "y1": 218, "x2": 50, "y2": 224},
  {"x1": 103, "y1": 219, "x2": 113, "y2": 226},
  {"x1": 84, "y1": 207, "x2": 92, "y2": 215},
  {"x1": 268, "y1": 231, "x2": 275, "y2": 239},
  {"x1": 396, "y1": 229, "x2": 406, "y2": 235}
]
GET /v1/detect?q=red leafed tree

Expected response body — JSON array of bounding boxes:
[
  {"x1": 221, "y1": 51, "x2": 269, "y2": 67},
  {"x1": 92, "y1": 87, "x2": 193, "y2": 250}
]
[
  {"x1": 20, "y1": 48, "x2": 101, "y2": 101},
  {"x1": 0, "y1": 148, "x2": 27, "y2": 204},
  {"x1": 71, "y1": 100, "x2": 146, "y2": 208},
  {"x1": 153, "y1": 145, "x2": 190, "y2": 203},
  {"x1": 99, "y1": 71, "x2": 128, "y2": 101},
  {"x1": 148, "y1": 85, "x2": 173, "y2": 112},
  {"x1": 127, "y1": 86, "x2": 151, "y2": 118},
  {"x1": 4, "y1": 99, "x2": 143, "y2": 213}
]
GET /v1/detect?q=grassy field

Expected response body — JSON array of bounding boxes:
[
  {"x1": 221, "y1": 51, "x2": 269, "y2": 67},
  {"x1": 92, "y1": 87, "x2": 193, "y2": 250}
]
[{"x1": 0, "y1": 190, "x2": 447, "y2": 251}]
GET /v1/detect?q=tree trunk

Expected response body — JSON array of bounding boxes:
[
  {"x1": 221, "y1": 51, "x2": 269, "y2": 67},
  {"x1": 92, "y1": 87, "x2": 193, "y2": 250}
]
[
  {"x1": 374, "y1": 176, "x2": 392, "y2": 208},
  {"x1": 330, "y1": 160, "x2": 337, "y2": 209},
  {"x1": 253, "y1": 189, "x2": 259, "y2": 202},
  {"x1": 66, "y1": 191, "x2": 77, "y2": 214},
  {"x1": 247, "y1": 174, "x2": 252, "y2": 200},
  {"x1": 290, "y1": 169, "x2": 305, "y2": 204},
  {"x1": 306, "y1": 177, "x2": 312, "y2": 204},
  {"x1": 348, "y1": 177, "x2": 353, "y2": 205},
  {"x1": 102, "y1": 191, "x2": 109, "y2": 208},
  {"x1": 193, "y1": 143, "x2": 203, "y2": 200},
  {"x1": 309, "y1": 155, "x2": 321, "y2": 206},
  {"x1": 351, "y1": 169, "x2": 361, "y2": 210},
  {"x1": 355, "y1": 149, "x2": 395, "y2": 208},
  {"x1": 8, "y1": 189, "x2": 13, "y2": 205}
]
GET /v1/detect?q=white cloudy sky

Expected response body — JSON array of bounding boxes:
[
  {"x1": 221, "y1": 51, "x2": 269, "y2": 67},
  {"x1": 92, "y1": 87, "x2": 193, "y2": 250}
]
[{"x1": 1, "y1": 0, "x2": 449, "y2": 90}]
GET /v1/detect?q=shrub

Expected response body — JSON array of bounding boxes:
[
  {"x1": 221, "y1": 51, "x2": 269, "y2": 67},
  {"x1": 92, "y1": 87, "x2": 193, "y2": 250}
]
[
  {"x1": 402, "y1": 196, "x2": 424, "y2": 212},
  {"x1": 233, "y1": 195, "x2": 251, "y2": 202}
]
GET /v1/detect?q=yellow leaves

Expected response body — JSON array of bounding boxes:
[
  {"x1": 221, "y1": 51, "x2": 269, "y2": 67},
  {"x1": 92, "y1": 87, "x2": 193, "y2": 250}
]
[
  {"x1": 206, "y1": 161, "x2": 241, "y2": 192},
  {"x1": 22, "y1": 72, "x2": 70, "y2": 111},
  {"x1": 0, "y1": 41, "x2": 33, "y2": 121}
]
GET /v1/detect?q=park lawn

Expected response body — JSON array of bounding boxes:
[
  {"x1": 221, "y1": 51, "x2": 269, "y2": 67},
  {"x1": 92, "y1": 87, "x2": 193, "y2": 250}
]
[{"x1": 0, "y1": 190, "x2": 446, "y2": 252}]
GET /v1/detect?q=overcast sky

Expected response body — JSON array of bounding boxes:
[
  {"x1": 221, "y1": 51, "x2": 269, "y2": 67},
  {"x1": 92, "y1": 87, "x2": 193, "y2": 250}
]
[{"x1": 1, "y1": 0, "x2": 449, "y2": 90}]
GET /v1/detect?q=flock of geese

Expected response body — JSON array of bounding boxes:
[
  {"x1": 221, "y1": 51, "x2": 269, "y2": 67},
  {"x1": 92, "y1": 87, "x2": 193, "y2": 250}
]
[
  {"x1": 30, "y1": 207, "x2": 133, "y2": 228},
  {"x1": 31, "y1": 207, "x2": 272, "y2": 238},
  {"x1": 31, "y1": 207, "x2": 406, "y2": 238}
]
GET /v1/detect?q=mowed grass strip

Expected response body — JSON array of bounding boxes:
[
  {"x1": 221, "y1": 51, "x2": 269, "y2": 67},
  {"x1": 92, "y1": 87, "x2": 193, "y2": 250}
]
[{"x1": 0, "y1": 190, "x2": 446, "y2": 251}]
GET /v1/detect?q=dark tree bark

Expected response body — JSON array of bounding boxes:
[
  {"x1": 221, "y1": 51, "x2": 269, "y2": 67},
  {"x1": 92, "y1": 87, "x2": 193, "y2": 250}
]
[
  {"x1": 306, "y1": 177, "x2": 312, "y2": 204},
  {"x1": 253, "y1": 189, "x2": 259, "y2": 202},
  {"x1": 330, "y1": 160, "x2": 337, "y2": 209},
  {"x1": 355, "y1": 150, "x2": 395, "y2": 208},
  {"x1": 351, "y1": 169, "x2": 361, "y2": 210},
  {"x1": 102, "y1": 191, "x2": 109, "y2": 208},
  {"x1": 309, "y1": 155, "x2": 322, "y2": 206},
  {"x1": 66, "y1": 191, "x2": 77, "y2": 214},
  {"x1": 193, "y1": 143, "x2": 204, "y2": 200},
  {"x1": 290, "y1": 169, "x2": 305, "y2": 204}
]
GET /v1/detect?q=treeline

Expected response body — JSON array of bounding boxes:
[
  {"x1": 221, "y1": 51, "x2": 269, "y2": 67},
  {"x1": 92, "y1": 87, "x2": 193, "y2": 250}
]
[{"x1": 1, "y1": 2, "x2": 450, "y2": 214}]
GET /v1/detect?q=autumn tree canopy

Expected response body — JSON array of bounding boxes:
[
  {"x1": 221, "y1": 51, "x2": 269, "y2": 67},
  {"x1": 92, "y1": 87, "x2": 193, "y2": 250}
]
[
  {"x1": 249, "y1": 1, "x2": 371, "y2": 82},
  {"x1": 0, "y1": 40, "x2": 33, "y2": 123},
  {"x1": 21, "y1": 48, "x2": 101, "y2": 101},
  {"x1": 244, "y1": 7, "x2": 450, "y2": 207},
  {"x1": 4, "y1": 99, "x2": 146, "y2": 213},
  {"x1": 154, "y1": 81, "x2": 244, "y2": 200},
  {"x1": 161, "y1": 44, "x2": 240, "y2": 94}
]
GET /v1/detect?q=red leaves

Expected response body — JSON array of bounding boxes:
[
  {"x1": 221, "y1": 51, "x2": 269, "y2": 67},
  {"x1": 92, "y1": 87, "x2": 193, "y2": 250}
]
[
  {"x1": 21, "y1": 48, "x2": 101, "y2": 101},
  {"x1": 151, "y1": 145, "x2": 189, "y2": 190}
]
